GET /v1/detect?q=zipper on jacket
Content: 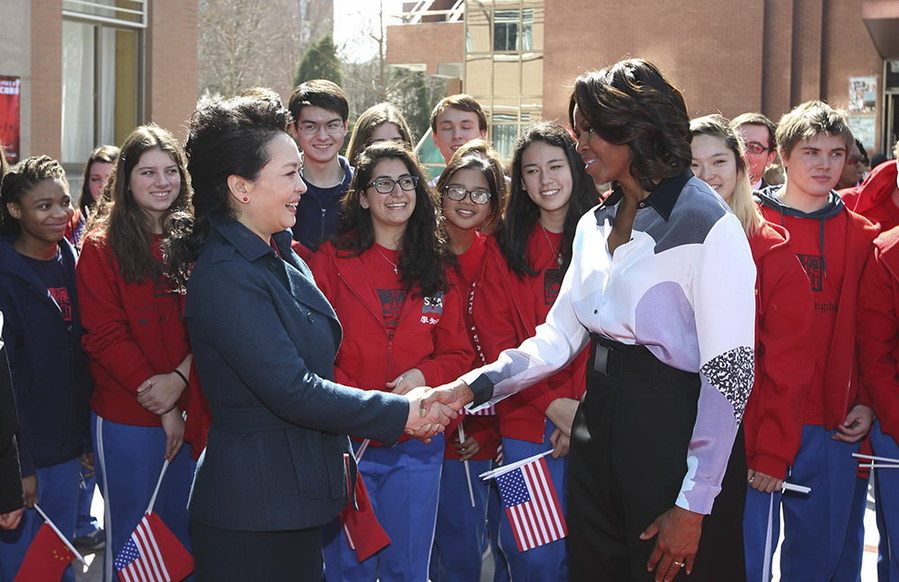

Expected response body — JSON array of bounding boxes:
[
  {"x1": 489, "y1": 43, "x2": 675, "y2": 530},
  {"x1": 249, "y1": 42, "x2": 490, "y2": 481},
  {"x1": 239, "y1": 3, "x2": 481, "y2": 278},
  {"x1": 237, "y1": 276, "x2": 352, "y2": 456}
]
[{"x1": 386, "y1": 328, "x2": 395, "y2": 384}]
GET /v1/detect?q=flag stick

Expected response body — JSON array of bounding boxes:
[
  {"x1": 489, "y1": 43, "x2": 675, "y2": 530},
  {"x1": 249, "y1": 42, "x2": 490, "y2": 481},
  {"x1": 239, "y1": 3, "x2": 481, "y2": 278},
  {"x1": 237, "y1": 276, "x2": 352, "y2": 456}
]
[
  {"x1": 853, "y1": 452, "x2": 899, "y2": 465},
  {"x1": 858, "y1": 464, "x2": 899, "y2": 469},
  {"x1": 782, "y1": 482, "x2": 811, "y2": 495},
  {"x1": 355, "y1": 439, "x2": 370, "y2": 463},
  {"x1": 458, "y1": 423, "x2": 476, "y2": 508},
  {"x1": 147, "y1": 459, "x2": 170, "y2": 514},
  {"x1": 479, "y1": 450, "x2": 553, "y2": 481},
  {"x1": 34, "y1": 504, "x2": 85, "y2": 563}
]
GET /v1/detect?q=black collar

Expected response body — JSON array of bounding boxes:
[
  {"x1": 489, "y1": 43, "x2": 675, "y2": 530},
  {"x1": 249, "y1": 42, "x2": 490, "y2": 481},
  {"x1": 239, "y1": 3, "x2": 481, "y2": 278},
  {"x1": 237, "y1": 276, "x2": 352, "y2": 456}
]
[{"x1": 597, "y1": 169, "x2": 692, "y2": 222}]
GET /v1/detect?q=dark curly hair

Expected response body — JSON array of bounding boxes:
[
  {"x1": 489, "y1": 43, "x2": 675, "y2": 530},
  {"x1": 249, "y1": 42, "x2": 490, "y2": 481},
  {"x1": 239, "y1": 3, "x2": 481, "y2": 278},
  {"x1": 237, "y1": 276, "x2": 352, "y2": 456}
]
[
  {"x1": 164, "y1": 95, "x2": 293, "y2": 288},
  {"x1": 87, "y1": 125, "x2": 192, "y2": 284},
  {"x1": 333, "y1": 142, "x2": 452, "y2": 297},
  {"x1": 0, "y1": 155, "x2": 70, "y2": 236},
  {"x1": 496, "y1": 122, "x2": 597, "y2": 278},
  {"x1": 569, "y1": 58, "x2": 692, "y2": 192}
]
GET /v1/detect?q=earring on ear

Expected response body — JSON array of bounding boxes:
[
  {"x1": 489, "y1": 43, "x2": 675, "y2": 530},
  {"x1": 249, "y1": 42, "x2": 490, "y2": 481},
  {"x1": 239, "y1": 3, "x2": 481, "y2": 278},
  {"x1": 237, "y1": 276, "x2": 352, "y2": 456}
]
[{"x1": 242, "y1": 196, "x2": 249, "y2": 203}]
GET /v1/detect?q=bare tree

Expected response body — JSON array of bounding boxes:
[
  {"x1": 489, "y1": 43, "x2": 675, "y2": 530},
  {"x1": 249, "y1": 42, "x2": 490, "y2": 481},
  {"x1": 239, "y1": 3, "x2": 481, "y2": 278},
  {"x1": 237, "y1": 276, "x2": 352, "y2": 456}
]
[{"x1": 198, "y1": 0, "x2": 333, "y2": 99}]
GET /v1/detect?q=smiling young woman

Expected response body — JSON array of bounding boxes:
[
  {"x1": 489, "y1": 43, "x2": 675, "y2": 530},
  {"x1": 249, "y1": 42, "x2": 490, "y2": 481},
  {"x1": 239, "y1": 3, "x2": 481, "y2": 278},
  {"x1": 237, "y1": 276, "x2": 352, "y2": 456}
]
[
  {"x1": 76, "y1": 125, "x2": 198, "y2": 581},
  {"x1": 310, "y1": 142, "x2": 474, "y2": 582}
]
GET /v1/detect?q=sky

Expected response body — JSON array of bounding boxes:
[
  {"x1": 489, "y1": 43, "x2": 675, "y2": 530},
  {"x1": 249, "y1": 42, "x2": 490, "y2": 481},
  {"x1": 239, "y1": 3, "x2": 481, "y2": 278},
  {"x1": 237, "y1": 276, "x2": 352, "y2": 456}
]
[{"x1": 333, "y1": 0, "x2": 405, "y2": 63}]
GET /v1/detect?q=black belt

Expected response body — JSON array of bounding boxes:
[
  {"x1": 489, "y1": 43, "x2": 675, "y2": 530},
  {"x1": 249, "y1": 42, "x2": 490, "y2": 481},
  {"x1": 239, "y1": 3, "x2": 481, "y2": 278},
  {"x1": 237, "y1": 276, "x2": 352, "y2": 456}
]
[{"x1": 589, "y1": 333, "x2": 696, "y2": 383}]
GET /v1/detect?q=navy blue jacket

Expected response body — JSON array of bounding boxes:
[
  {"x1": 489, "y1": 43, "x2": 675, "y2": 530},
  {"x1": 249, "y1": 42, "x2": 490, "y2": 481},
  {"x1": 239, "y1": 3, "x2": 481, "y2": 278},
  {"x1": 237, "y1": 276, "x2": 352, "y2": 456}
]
[
  {"x1": 184, "y1": 216, "x2": 409, "y2": 531},
  {"x1": 0, "y1": 237, "x2": 91, "y2": 476}
]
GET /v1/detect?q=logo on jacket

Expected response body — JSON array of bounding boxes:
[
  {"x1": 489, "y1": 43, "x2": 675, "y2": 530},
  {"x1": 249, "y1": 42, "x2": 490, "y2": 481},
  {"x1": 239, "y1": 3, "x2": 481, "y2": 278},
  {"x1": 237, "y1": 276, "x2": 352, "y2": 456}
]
[
  {"x1": 796, "y1": 254, "x2": 824, "y2": 292},
  {"x1": 419, "y1": 292, "x2": 444, "y2": 325}
]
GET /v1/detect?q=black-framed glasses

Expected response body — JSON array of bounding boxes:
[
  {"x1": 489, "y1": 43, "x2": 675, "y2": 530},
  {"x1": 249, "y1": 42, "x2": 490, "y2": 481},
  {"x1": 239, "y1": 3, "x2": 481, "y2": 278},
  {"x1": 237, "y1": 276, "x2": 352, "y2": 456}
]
[
  {"x1": 443, "y1": 185, "x2": 492, "y2": 205},
  {"x1": 367, "y1": 176, "x2": 419, "y2": 194},
  {"x1": 744, "y1": 141, "x2": 770, "y2": 155}
]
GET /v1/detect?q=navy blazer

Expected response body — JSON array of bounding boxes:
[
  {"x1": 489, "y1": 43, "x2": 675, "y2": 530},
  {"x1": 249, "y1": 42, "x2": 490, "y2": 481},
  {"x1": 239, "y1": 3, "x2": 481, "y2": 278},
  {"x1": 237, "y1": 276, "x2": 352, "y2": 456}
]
[{"x1": 184, "y1": 216, "x2": 409, "y2": 531}]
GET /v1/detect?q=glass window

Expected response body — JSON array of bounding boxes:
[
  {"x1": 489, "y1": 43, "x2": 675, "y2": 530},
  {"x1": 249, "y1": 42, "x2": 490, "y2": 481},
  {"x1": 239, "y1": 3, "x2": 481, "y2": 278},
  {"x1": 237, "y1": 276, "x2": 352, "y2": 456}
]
[{"x1": 61, "y1": 20, "x2": 141, "y2": 165}]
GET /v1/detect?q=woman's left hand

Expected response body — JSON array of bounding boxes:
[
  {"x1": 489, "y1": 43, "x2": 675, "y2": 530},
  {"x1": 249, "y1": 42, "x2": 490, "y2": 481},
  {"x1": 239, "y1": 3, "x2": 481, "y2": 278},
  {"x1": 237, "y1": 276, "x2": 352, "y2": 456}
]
[
  {"x1": 640, "y1": 505, "x2": 703, "y2": 581},
  {"x1": 387, "y1": 368, "x2": 426, "y2": 395},
  {"x1": 833, "y1": 405, "x2": 874, "y2": 443},
  {"x1": 137, "y1": 372, "x2": 186, "y2": 415}
]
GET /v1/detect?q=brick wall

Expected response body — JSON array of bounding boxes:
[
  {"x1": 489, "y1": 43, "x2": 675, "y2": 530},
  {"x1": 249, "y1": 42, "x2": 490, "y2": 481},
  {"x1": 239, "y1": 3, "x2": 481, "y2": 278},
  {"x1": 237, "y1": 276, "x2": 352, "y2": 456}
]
[
  {"x1": 387, "y1": 22, "x2": 464, "y2": 76},
  {"x1": 31, "y1": 0, "x2": 62, "y2": 159},
  {"x1": 146, "y1": 0, "x2": 199, "y2": 142}
]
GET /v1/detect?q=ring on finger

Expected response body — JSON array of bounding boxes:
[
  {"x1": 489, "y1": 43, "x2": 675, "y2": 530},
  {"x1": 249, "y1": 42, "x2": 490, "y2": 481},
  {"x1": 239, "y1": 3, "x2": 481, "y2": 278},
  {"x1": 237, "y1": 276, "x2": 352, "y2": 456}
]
[{"x1": 672, "y1": 560, "x2": 685, "y2": 568}]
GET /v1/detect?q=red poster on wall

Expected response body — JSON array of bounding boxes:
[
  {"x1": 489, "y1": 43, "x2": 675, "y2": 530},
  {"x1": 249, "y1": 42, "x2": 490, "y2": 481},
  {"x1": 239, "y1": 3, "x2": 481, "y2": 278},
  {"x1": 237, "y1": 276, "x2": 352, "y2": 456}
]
[{"x1": 0, "y1": 76, "x2": 21, "y2": 164}]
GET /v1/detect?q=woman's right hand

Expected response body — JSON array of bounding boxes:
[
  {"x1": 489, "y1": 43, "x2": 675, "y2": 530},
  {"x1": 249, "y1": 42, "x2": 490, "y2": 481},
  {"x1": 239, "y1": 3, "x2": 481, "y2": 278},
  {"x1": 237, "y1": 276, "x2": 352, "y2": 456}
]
[
  {"x1": 21, "y1": 474, "x2": 37, "y2": 508},
  {"x1": 747, "y1": 468, "x2": 783, "y2": 494},
  {"x1": 0, "y1": 508, "x2": 23, "y2": 530},
  {"x1": 404, "y1": 386, "x2": 458, "y2": 441},
  {"x1": 160, "y1": 408, "x2": 185, "y2": 461}
]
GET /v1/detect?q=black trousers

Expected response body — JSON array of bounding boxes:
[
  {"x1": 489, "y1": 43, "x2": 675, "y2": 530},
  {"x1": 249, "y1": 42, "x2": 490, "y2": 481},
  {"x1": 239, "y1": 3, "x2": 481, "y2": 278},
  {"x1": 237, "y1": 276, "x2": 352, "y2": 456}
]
[
  {"x1": 567, "y1": 338, "x2": 746, "y2": 582},
  {"x1": 192, "y1": 518, "x2": 324, "y2": 581}
]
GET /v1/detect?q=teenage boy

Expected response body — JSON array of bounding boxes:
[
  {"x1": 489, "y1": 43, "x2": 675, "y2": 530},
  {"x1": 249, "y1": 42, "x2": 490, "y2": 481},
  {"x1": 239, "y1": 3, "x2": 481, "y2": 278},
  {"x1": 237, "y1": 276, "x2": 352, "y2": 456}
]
[
  {"x1": 756, "y1": 101, "x2": 877, "y2": 582},
  {"x1": 430, "y1": 95, "x2": 488, "y2": 165},
  {"x1": 288, "y1": 79, "x2": 352, "y2": 251},
  {"x1": 731, "y1": 112, "x2": 778, "y2": 190}
]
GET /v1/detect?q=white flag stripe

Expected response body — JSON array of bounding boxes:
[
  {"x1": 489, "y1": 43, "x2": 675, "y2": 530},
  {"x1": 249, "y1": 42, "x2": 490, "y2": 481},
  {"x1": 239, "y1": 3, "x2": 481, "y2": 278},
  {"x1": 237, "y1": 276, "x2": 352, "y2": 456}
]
[
  {"x1": 529, "y1": 460, "x2": 565, "y2": 535},
  {"x1": 510, "y1": 505, "x2": 536, "y2": 549},
  {"x1": 522, "y1": 463, "x2": 549, "y2": 543},
  {"x1": 133, "y1": 528, "x2": 160, "y2": 581},
  {"x1": 133, "y1": 526, "x2": 162, "y2": 581},
  {"x1": 141, "y1": 519, "x2": 171, "y2": 581}
]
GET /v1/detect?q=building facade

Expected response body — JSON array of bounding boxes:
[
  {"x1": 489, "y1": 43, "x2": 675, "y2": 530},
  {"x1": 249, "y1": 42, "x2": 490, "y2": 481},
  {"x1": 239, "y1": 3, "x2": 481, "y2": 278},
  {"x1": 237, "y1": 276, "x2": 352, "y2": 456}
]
[
  {"x1": 388, "y1": 0, "x2": 899, "y2": 158},
  {"x1": 0, "y1": 0, "x2": 198, "y2": 170}
]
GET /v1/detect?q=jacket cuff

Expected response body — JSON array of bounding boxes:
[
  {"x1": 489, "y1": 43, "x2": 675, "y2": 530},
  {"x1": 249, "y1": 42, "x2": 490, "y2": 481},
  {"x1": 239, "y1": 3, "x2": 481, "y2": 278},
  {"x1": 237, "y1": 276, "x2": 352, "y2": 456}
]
[
  {"x1": 747, "y1": 454, "x2": 789, "y2": 481},
  {"x1": 464, "y1": 374, "x2": 495, "y2": 408}
]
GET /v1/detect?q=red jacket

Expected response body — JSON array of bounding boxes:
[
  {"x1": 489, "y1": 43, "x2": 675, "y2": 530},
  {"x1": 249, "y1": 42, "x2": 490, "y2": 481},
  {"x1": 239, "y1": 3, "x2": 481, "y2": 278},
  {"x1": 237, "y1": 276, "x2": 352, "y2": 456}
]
[
  {"x1": 858, "y1": 226, "x2": 899, "y2": 441},
  {"x1": 471, "y1": 231, "x2": 588, "y2": 443},
  {"x1": 76, "y1": 235, "x2": 192, "y2": 427},
  {"x1": 309, "y1": 242, "x2": 474, "y2": 442},
  {"x1": 444, "y1": 232, "x2": 501, "y2": 461},
  {"x1": 742, "y1": 221, "x2": 814, "y2": 479},
  {"x1": 759, "y1": 194, "x2": 877, "y2": 429},
  {"x1": 840, "y1": 160, "x2": 899, "y2": 231}
]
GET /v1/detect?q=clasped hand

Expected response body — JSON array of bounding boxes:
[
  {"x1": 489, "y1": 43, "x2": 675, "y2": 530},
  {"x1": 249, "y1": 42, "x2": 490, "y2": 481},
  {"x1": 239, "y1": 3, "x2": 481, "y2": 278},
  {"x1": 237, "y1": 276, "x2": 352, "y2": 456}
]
[{"x1": 403, "y1": 380, "x2": 476, "y2": 442}]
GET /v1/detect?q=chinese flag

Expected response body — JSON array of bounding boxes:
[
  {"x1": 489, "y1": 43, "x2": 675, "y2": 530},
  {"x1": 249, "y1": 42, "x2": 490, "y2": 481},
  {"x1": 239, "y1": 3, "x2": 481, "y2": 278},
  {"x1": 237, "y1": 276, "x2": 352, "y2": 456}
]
[
  {"x1": 340, "y1": 472, "x2": 391, "y2": 562},
  {"x1": 14, "y1": 522, "x2": 75, "y2": 581}
]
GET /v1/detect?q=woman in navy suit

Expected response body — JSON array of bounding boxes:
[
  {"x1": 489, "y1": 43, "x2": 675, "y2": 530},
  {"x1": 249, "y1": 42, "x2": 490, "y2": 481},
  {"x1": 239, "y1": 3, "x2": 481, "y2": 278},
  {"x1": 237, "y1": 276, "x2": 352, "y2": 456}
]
[{"x1": 163, "y1": 95, "x2": 454, "y2": 580}]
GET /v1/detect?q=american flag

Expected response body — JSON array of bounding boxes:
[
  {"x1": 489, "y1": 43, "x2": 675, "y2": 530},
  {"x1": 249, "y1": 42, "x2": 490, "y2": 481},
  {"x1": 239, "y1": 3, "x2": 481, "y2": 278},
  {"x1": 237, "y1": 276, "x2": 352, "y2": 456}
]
[
  {"x1": 114, "y1": 513, "x2": 193, "y2": 582},
  {"x1": 495, "y1": 457, "x2": 567, "y2": 551}
]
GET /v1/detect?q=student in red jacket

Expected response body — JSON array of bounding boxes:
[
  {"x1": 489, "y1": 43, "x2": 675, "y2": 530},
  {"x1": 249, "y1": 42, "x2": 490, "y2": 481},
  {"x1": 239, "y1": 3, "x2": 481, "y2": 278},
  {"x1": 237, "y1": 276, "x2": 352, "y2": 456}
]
[
  {"x1": 76, "y1": 126, "x2": 197, "y2": 581},
  {"x1": 429, "y1": 140, "x2": 508, "y2": 582},
  {"x1": 858, "y1": 225, "x2": 899, "y2": 581},
  {"x1": 690, "y1": 115, "x2": 814, "y2": 581},
  {"x1": 756, "y1": 101, "x2": 877, "y2": 582},
  {"x1": 311, "y1": 142, "x2": 473, "y2": 582},
  {"x1": 471, "y1": 122, "x2": 595, "y2": 581},
  {"x1": 839, "y1": 143, "x2": 899, "y2": 231}
]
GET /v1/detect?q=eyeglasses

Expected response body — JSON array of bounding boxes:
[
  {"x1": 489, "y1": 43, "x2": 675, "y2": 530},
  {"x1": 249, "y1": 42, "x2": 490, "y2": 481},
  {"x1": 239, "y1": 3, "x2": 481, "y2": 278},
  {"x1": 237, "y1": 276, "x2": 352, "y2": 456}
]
[
  {"x1": 443, "y1": 185, "x2": 492, "y2": 205},
  {"x1": 744, "y1": 142, "x2": 770, "y2": 155},
  {"x1": 367, "y1": 176, "x2": 419, "y2": 194},
  {"x1": 296, "y1": 120, "x2": 345, "y2": 136}
]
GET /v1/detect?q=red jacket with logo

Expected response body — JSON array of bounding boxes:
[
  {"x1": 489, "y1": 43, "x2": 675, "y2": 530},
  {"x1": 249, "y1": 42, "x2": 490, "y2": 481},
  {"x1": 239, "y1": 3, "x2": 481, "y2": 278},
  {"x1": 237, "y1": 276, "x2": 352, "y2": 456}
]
[
  {"x1": 470, "y1": 230, "x2": 588, "y2": 444},
  {"x1": 758, "y1": 190, "x2": 877, "y2": 429},
  {"x1": 76, "y1": 235, "x2": 192, "y2": 427},
  {"x1": 309, "y1": 241, "x2": 474, "y2": 443},
  {"x1": 858, "y1": 226, "x2": 899, "y2": 441},
  {"x1": 743, "y1": 221, "x2": 814, "y2": 479}
]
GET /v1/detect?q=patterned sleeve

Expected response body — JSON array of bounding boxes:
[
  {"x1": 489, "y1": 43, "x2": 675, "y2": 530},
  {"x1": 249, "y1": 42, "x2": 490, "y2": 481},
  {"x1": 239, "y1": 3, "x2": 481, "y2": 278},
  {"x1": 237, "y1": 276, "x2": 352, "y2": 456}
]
[
  {"x1": 461, "y1": 215, "x2": 593, "y2": 408},
  {"x1": 678, "y1": 213, "x2": 756, "y2": 514}
]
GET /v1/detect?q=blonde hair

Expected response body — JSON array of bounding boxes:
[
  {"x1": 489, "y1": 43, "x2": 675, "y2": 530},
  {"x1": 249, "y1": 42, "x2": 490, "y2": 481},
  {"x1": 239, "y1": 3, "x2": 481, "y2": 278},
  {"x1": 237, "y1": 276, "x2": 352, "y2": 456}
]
[{"x1": 690, "y1": 115, "x2": 763, "y2": 237}]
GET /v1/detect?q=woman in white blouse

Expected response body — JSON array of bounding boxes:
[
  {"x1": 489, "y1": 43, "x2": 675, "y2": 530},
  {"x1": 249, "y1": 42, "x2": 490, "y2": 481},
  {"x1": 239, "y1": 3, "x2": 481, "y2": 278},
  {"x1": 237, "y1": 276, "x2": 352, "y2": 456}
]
[{"x1": 426, "y1": 58, "x2": 756, "y2": 582}]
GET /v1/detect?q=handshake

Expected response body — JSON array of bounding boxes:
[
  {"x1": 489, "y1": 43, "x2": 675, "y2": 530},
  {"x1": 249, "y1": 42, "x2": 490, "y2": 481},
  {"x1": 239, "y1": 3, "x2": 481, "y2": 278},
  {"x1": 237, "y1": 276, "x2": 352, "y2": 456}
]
[{"x1": 402, "y1": 381, "x2": 475, "y2": 441}]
